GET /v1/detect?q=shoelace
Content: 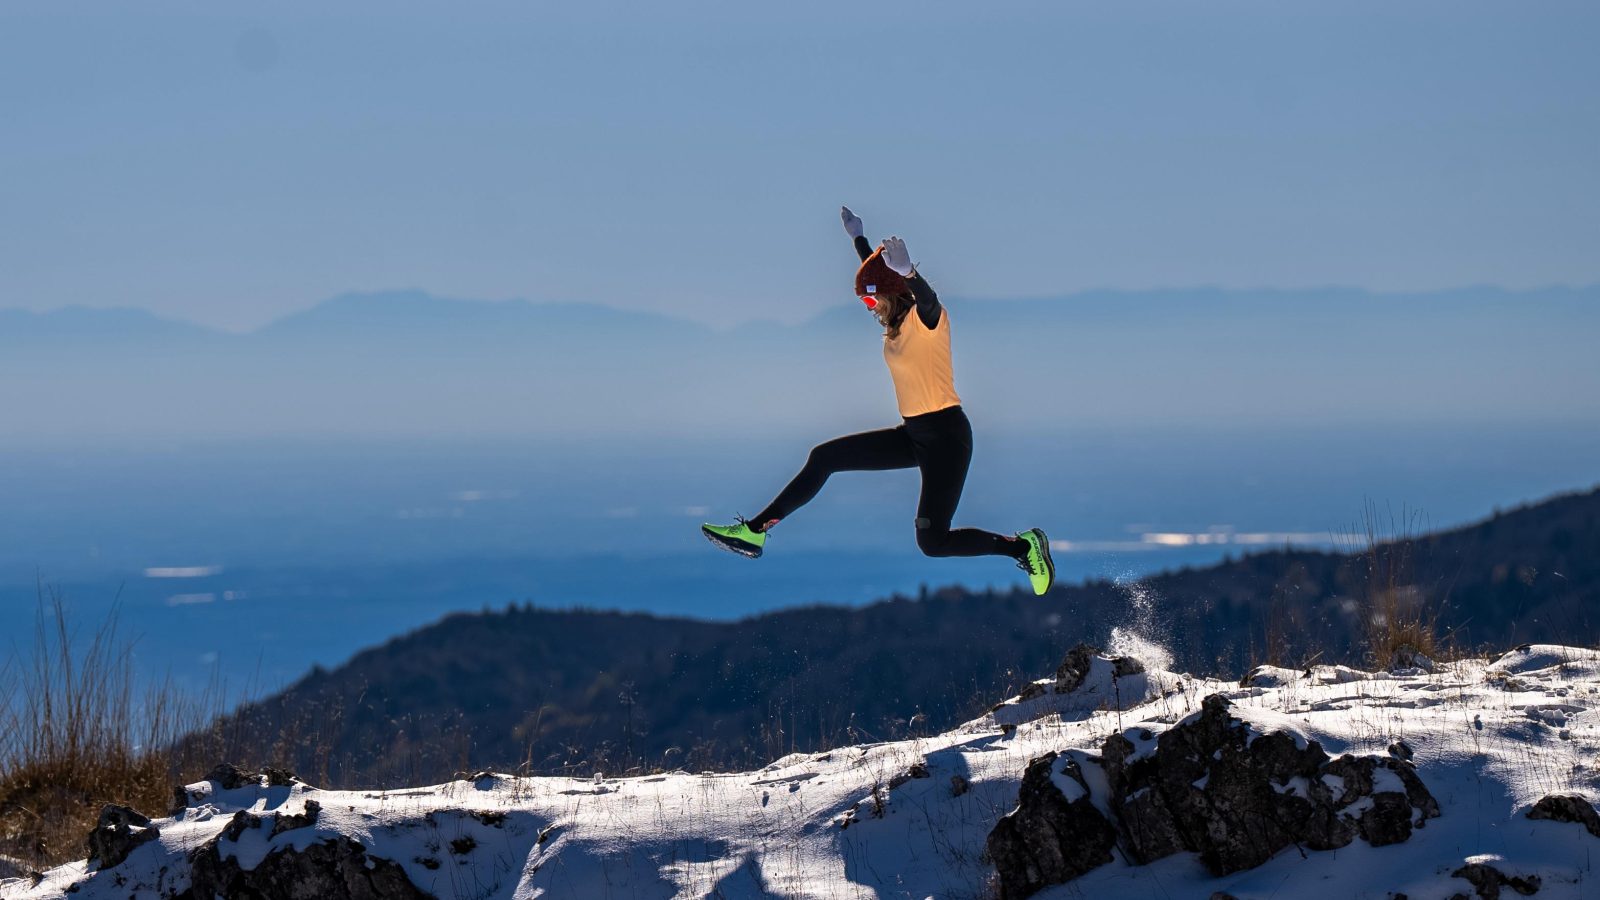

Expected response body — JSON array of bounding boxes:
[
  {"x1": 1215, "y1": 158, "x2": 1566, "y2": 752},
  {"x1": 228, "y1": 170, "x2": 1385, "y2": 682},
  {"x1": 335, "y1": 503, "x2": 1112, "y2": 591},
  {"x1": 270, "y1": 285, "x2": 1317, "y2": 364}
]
[{"x1": 1014, "y1": 536, "x2": 1040, "y2": 573}]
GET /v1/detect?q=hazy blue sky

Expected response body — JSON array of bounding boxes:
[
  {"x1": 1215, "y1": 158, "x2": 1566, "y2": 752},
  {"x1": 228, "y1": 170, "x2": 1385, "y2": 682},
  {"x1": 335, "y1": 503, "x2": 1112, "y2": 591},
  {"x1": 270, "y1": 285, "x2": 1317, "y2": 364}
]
[{"x1": 3, "y1": 0, "x2": 1596, "y2": 331}]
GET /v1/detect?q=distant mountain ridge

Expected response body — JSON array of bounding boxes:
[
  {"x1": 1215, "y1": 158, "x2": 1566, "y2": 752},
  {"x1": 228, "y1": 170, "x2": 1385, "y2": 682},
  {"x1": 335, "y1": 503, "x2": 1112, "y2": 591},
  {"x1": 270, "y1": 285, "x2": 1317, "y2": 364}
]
[
  {"x1": 0, "y1": 305, "x2": 214, "y2": 342},
  {"x1": 250, "y1": 291, "x2": 710, "y2": 342},
  {"x1": 7, "y1": 283, "x2": 1599, "y2": 339},
  {"x1": 204, "y1": 483, "x2": 1600, "y2": 788},
  {"x1": 5, "y1": 285, "x2": 1599, "y2": 440}
]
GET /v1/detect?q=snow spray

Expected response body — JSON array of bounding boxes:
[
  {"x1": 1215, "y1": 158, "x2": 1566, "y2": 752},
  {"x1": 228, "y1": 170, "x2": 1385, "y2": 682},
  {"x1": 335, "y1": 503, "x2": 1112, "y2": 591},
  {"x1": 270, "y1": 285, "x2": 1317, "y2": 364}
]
[{"x1": 1107, "y1": 574, "x2": 1175, "y2": 672}]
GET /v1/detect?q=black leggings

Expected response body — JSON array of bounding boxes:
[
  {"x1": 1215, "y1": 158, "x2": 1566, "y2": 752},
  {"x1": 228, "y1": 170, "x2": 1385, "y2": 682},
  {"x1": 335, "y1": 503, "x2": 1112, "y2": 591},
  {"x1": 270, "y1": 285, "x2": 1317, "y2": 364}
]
[{"x1": 754, "y1": 406, "x2": 1022, "y2": 559}]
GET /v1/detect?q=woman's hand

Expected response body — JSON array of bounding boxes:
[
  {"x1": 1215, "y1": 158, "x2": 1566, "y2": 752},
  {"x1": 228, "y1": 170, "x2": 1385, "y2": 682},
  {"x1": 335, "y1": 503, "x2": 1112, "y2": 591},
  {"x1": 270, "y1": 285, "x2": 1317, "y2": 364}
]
[
  {"x1": 841, "y1": 206, "x2": 865, "y2": 239},
  {"x1": 882, "y1": 236, "x2": 914, "y2": 276}
]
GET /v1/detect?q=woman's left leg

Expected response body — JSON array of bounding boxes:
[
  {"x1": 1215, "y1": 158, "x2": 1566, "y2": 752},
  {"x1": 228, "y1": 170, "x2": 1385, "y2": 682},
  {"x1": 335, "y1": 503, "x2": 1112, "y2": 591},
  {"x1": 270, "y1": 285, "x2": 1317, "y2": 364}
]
[{"x1": 907, "y1": 410, "x2": 1027, "y2": 559}]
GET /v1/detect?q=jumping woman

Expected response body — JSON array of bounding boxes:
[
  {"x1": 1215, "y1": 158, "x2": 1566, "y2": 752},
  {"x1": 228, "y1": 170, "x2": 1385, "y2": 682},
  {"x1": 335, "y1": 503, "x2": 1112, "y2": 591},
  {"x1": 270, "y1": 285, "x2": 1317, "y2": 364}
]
[{"x1": 701, "y1": 207, "x2": 1056, "y2": 596}]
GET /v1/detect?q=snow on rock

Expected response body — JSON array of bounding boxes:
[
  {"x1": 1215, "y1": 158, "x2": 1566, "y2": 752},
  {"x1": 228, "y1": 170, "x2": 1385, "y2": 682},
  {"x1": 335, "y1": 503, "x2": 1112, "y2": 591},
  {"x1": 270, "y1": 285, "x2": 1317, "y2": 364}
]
[
  {"x1": 83, "y1": 806, "x2": 159, "y2": 871},
  {"x1": 1310, "y1": 663, "x2": 1369, "y2": 685},
  {"x1": 1488, "y1": 644, "x2": 1600, "y2": 676},
  {"x1": 1240, "y1": 663, "x2": 1302, "y2": 688},
  {"x1": 1452, "y1": 858, "x2": 1545, "y2": 898},
  {"x1": 1528, "y1": 793, "x2": 1600, "y2": 838},
  {"x1": 985, "y1": 752, "x2": 1116, "y2": 898},
  {"x1": 970, "y1": 642, "x2": 1182, "y2": 732},
  {"x1": 1094, "y1": 694, "x2": 1438, "y2": 879},
  {"x1": 9, "y1": 647, "x2": 1600, "y2": 899}
]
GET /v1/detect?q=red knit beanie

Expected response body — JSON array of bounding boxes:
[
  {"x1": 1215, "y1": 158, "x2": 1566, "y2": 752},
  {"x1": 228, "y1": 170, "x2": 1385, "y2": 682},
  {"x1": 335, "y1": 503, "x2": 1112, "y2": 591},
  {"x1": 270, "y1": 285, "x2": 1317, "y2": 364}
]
[{"x1": 855, "y1": 246, "x2": 910, "y2": 300}]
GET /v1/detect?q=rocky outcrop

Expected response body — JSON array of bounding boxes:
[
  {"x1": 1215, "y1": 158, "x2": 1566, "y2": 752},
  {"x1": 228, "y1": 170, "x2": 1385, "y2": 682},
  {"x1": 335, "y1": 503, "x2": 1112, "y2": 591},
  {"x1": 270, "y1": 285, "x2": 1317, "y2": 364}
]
[
  {"x1": 1105, "y1": 694, "x2": 1438, "y2": 874},
  {"x1": 1526, "y1": 792, "x2": 1600, "y2": 838},
  {"x1": 1053, "y1": 643, "x2": 1099, "y2": 693},
  {"x1": 986, "y1": 751, "x2": 1118, "y2": 900},
  {"x1": 270, "y1": 799, "x2": 322, "y2": 837},
  {"x1": 987, "y1": 693, "x2": 1441, "y2": 897},
  {"x1": 983, "y1": 644, "x2": 1160, "y2": 733},
  {"x1": 204, "y1": 762, "x2": 262, "y2": 789},
  {"x1": 182, "y1": 836, "x2": 428, "y2": 900},
  {"x1": 84, "y1": 805, "x2": 159, "y2": 870},
  {"x1": 180, "y1": 808, "x2": 427, "y2": 900}
]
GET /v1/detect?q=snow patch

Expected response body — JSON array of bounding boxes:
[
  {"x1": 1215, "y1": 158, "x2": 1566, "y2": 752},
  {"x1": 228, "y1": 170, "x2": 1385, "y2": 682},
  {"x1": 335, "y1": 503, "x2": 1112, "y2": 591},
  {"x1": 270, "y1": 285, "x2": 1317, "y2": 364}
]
[
  {"x1": 1488, "y1": 644, "x2": 1600, "y2": 676},
  {"x1": 18, "y1": 645, "x2": 1600, "y2": 900}
]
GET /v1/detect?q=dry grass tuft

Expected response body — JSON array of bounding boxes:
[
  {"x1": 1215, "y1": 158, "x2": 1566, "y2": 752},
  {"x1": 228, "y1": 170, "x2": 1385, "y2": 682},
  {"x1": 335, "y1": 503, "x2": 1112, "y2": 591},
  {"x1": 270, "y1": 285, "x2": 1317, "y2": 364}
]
[
  {"x1": 0, "y1": 587, "x2": 232, "y2": 871},
  {"x1": 1347, "y1": 500, "x2": 1442, "y2": 669}
]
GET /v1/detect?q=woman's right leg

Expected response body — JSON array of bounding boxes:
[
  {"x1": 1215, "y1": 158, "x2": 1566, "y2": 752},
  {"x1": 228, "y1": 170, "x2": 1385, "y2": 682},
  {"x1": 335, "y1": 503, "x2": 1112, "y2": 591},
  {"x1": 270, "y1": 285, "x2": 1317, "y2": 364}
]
[{"x1": 751, "y1": 426, "x2": 915, "y2": 530}]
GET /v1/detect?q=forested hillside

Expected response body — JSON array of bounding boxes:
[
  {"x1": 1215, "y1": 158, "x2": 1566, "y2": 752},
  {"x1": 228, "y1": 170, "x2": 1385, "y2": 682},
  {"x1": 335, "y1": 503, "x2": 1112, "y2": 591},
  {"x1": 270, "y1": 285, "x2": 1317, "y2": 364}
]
[{"x1": 200, "y1": 485, "x2": 1600, "y2": 786}]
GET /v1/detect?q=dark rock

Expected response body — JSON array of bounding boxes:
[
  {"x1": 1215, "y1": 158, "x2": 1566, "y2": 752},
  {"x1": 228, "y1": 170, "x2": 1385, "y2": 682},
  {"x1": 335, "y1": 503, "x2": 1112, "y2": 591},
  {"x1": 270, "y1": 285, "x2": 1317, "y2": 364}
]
[
  {"x1": 986, "y1": 751, "x2": 1118, "y2": 899},
  {"x1": 204, "y1": 763, "x2": 259, "y2": 790},
  {"x1": 449, "y1": 836, "x2": 477, "y2": 855},
  {"x1": 1016, "y1": 681, "x2": 1047, "y2": 702},
  {"x1": 1321, "y1": 754, "x2": 1438, "y2": 846},
  {"x1": 1053, "y1": 643, "x2": 1100, "y2": 694},
  {"x1": 950, "y1": 774, "x2": 970, "y2": 797},
  {"x1": 185, "y1": 828, "x2": 429, "y2": 900},
  {"x1": 1102, "y1": 694, "x2": 1439, "y2": 875},
  {"x1": 270, "y1": 800, "x2": 322, "y2": 837},
  {"x1": 1389, "y1": 739, "x2": 1414, "y2": 761},
  {"x1": 1357, "y1": 791, "x2": 1416, "y2": 846},
  {"x1": 886, "y1": 762, "x2": 928, "y2": 790},
  {"x1": 220, "y1": 809, "x2": 264, "y2": 843},
  {"x1": 263, "y1": 766, "x2": 300, "y2": 787},
  {"x1": 1101, "y1": 733, "x2": 1186, "y2": 863},
  {"x1": 1452, "y1": 861, "x2": 1542, "y2": 898},
  {"x1": 84, "y1": 805, "x2": 159, "y2": 870},
  {"x1": 1113, "y1": 655, "x2": 1146, "y2": 677},
  {"x1": 1113, "y1": 694, "x2": 1332, "y2": 873},
  {"x1": 1390, "y1": 758, "x2": 1441, "y2": 821},
  {"x1": 1527, "y1": 793, "x2": 1600, "y2": 838},
  {"x1": 987, "y1": 693, "x2": 1442, "y2": 893}
]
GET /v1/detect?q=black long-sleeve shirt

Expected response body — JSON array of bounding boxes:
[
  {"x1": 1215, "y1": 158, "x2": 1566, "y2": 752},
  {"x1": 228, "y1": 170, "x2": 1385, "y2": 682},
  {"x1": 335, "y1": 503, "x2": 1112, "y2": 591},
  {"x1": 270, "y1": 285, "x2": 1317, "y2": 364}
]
[{"x1": 854, "y1": 235, "x2": 943, "y2": 330}]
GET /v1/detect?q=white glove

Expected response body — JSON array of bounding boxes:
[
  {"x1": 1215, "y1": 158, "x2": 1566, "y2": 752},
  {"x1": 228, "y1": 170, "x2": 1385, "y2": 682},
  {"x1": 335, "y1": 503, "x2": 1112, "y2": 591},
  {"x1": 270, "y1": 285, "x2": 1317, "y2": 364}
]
[
  {"x1": 881, "y1": 235, "x2": 914, "y2": 276},
  {"x1": 840, "y1": 206, "x2": 865, "y2": 239}
]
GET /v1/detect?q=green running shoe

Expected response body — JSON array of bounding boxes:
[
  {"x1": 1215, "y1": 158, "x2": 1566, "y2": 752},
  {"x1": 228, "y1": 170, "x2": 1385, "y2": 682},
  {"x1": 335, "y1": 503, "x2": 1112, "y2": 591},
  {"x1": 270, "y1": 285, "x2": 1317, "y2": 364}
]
[
  {"x1": 702, "y1": 516, "x2": 767, "y2": 559},
  {"x1": 1016, "y1": 528, "x2": 1055, "y2": 596}
]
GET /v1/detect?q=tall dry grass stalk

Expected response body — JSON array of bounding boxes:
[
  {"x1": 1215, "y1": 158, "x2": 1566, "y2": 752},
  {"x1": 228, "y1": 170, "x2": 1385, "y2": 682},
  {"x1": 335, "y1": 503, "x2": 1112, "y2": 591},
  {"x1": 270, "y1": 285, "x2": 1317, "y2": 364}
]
[
  {"x1": 1345, "y1": 500, "x2": 1442, "y2": 669},
  {"x1": 0, "y1": 586, "x2": 233, "y2": 870}
]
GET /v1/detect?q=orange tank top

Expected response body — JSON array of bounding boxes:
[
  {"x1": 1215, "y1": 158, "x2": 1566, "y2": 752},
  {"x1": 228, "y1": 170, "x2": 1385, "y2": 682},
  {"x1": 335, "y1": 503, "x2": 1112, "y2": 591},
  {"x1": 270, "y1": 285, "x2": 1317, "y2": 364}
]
[{"x1": 883, "y1": 308, "x2": 962, "y2": 418}]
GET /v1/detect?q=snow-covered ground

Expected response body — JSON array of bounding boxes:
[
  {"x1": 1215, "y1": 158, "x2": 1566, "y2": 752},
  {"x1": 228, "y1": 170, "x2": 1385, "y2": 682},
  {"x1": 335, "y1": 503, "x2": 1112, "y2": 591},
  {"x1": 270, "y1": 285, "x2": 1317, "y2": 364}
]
[{"x1": 10, "y1": 645, "x2": 1600, "y2": 899}]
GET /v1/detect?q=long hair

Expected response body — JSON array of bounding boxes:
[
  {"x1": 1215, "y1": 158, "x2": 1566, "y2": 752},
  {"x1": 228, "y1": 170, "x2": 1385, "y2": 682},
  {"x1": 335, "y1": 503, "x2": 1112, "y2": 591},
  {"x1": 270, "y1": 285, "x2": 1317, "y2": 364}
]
[
  {"x1": 856, "y1": 246, "x2": 913, "y2": 340},
  {"x1": 872, "y1": 290, "x2": 916, "y2": 340}
]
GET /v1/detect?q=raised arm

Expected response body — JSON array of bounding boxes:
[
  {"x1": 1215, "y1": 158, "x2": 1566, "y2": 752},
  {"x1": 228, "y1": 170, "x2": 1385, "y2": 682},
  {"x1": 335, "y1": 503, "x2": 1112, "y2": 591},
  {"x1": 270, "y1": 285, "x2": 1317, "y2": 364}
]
[
  {"x1": 841, "y1": 206, "x2": 874, "y2": 262},
  {"x1": 841, "y1": 207, "x2": 943, "y2": 329},
  {"x1": 881, "y1": 235, "x2": 943, "y2": 330}
]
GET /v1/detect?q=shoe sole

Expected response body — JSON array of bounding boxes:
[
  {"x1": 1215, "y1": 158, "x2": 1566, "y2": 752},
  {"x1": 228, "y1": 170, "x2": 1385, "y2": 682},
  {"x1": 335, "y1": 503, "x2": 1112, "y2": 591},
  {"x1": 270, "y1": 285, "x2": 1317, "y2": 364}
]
[
  {"x1": 1029, "y1": 527, "x2": 1055, "y2": 594},
  {"x1": 702, "y1": 526, "x2": 763, "y2": 559}
]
